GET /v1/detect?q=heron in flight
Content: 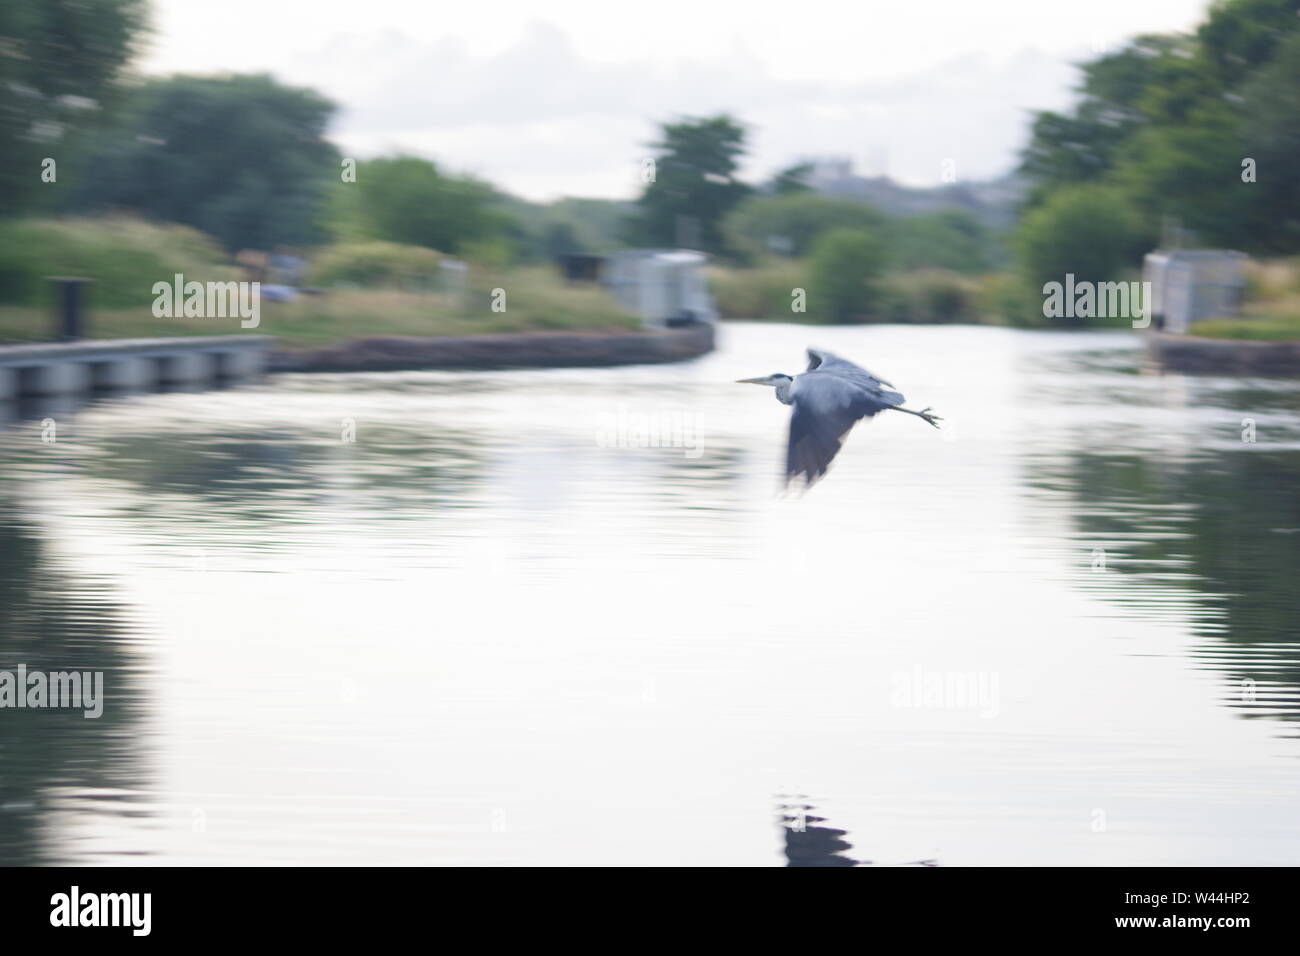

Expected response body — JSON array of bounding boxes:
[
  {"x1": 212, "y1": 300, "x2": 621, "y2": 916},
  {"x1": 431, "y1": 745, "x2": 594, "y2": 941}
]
[{"x1": 737, "y1": 348, "x2": 941, "y2": 487}]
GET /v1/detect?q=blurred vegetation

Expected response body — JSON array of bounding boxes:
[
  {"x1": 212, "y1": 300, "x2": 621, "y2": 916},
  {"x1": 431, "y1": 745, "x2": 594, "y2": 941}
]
[
  {"x1": 0, "y1": 0, "x2": 148, "y2": 217},
  {"x1": 1011, "y1": 185, "x2": 1153, "y2": 327},
  {"x1": 65, "y1": 73, "x2": 339, "y2": 251},
  {"x1": 723, "y1": 193, "x2": 996, "y2": 272},
  {"x1": 0, "y1": 268, "x2": 639, "y2": 346},
  {"x1": 1008, "y1": 0, "x2": 1300, "y2": 323},
  {"x1": 1191, "y1": 258, "x2": 1300, "y2": 340},
  {"x1": 6, "y1": 0, "x2": 1300, "y2": 339},
  {"x1": 805, "y1": 229, "x2": 889, "y2": 324},
  {"x1": 308, "y1": 240, "x2": 446, "y2": 289},
  {"x1": 711, "y1": 259, "x2": 1017, "y2": 326},
  {"x1": 708, "y1": 261, "x2": 808, "y2": 321},
  {"x1": 325, "y1": 156, "x2": 505, "y2": 255},
  {"x1": 723, "y1": 194, "x2": 886, "y2": 260},
  {"x1": 0, "y1": 216, "x2": 235, "y2": 308},
  {"x1": 1192, "y1": 315, "x2": 1300, "y2": 341},
  {"x1": 497, "y1": 197, "x2": 634, "y2": 261},
  {"x1": 877, "y1": 270, "x2": 984, "y2": 325},
  {"x1": 627, "y1": 114, "x2": 753, "y2": 256}
]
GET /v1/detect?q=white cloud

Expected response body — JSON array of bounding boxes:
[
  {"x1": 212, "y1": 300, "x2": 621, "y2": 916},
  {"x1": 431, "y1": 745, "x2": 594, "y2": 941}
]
[{"x1": 139, "y1": 1, "x2": 1211, "y2": 200}]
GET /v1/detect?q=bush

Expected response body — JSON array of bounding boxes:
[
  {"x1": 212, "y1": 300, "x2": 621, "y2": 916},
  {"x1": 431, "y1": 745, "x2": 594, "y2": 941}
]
[
  {"x1": 1011, "y1": 185, "x2": 1152, "y2": 325},
  {"x1": 309, "y1": 241, "x2": 445, "y2": 290},
  {"x1": 723, "y1": 193, "x2": 888, "y2": 260},
  {"x1": 877, "y1": 270, "x2": 981, "y2": 323},
  {"x1": 805, "y1": 229, "x2": 888, "y2": 323},
  {"x1": 0, "y1": 216, "x2": 234, "y2": 308},
  {"x1": 708, "y1": 260, "x2": 807, "y2": 319},
  {"x1": 973, "y1": 272, "x2": 1046, "y2": 327},
  {"x1": 339, "y1": 156, "x2": 507, "y2": 255},
  {"x1": 459, "y1": 265, "x2": 634, "y2": 330}
]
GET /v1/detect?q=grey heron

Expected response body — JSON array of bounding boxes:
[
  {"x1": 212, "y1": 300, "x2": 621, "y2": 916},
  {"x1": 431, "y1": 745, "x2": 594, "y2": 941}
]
[{"x1": 737, "y1": 348, "x2": 941, "y2": 486}]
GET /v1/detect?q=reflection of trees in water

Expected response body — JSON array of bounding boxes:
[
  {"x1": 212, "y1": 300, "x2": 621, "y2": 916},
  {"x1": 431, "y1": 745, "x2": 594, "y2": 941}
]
[
  {"x1": 777, "y1": 797, "x2": 938, "y2": 868},
  {"x1": 85, "y1": 423, "x2": 754, "y2": 547},
  {"x1": 1043, "y1": 448, "x2": 1300, "y2": 727},
  {"x1": 0, "y1": 505, "x2": 148, "y2": 865},
  {"x1": 93, "y1": 424, "x2": 489, "y2": 522}
]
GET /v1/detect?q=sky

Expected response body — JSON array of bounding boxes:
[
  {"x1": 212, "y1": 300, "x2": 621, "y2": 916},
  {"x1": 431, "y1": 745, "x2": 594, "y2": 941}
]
[{"x1": 138, "y1": 0, "x2": 1213, "y2": 201}]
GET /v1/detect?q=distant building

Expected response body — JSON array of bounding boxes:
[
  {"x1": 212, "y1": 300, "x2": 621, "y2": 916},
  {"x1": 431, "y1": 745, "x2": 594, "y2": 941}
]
[
  {"x1": 602, "y1": 250, "x2": 718, "y2": 329},
  {"x1": 789, "y1": 156, "x2": 1025, "y2": 231},
  {"x1": 1142, "y1": 250, "x2": 1247, "y2": 334},
  {"x1": 804, "y1": 156, "x2": 857, "y2": 191}
]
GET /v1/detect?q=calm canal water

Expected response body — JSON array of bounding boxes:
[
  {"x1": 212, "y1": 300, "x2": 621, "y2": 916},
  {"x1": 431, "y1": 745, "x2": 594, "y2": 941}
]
[{"x1": 1, "y1": 322, "x2": 1298, "y2": 866}]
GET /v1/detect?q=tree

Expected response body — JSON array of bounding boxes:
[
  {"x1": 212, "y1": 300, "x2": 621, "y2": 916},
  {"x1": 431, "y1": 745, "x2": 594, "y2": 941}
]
[
  {"x1": 335, "y1": 156, "x2": 507, "y2": 255},
  {"x1": 1012, "y1": 185, "x2": 1152, "y2": 325},
  {"x1": 723, "y1": 193, "x2": 886, "y2": 259},
  {"x1": 0, "y1": 0, "x2": 148, "y2": 217},
  {"x1": 1113, "y1": 102, "x2": 1257, "y2": 249},
  {"x1": 1196, "y1": 0, "x2": 1300, "y2": 89},
  {"x1": 1017, "y1": 0, "x2": 1300, "y2": 252},
  {"x1": 888, "y1": 210, "x2": 995, "y2": 274},
  {"x1": 770, "y1": 162, "x2": 814, "y2": 195},
  {"x1": 632, "y1": 115, "x2": 752, "y2": 255},
  {"x1": 1018, "y1": 34, "x2": 1204, "y2": 204},
  {"x1": 1234, "y1": 30, "x2": 1300, "y2": 250},
  {"x1": 67, "y1": 74, "x2": 338, "y2": 251},
  {"x1": 806, "y1": 229, "x2": 888, "y2": 323}
]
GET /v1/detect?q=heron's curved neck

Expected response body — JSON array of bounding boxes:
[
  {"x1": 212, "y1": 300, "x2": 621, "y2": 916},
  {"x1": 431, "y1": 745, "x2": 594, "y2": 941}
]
[{"x1": 774, "y1": 380, "x2": 794, "y2": 405}]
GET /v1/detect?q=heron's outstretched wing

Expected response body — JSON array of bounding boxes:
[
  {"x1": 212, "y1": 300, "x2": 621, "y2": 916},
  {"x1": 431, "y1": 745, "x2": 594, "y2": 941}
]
[
  {"x1": 785, "y1": 373, "x2": 901, "y2": 486},
  {"x1": 806, "y1": 348, "x2": 895, "y2": 390}
]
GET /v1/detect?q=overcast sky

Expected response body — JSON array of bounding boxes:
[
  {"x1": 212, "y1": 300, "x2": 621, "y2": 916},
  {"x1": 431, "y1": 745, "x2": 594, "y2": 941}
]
[{"x1": 139, "y1": 0, "x2": 1211, "y2": 200}]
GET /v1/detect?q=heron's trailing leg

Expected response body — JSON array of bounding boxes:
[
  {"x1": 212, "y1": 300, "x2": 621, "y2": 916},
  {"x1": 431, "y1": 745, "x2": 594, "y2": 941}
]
[{"x1": 892, "y1": 405, "x2": 942, "y2": 428}]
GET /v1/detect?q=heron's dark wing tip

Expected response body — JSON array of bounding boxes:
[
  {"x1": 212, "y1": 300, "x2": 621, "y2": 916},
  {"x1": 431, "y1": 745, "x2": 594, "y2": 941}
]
[{"x1": 785, "y1": 404, "x2": 848, "y2": 487}]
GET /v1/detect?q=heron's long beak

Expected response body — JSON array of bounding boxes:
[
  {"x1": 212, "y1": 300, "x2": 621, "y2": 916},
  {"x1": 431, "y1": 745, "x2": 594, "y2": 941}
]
[{"x1": 735, "y1": 377, "x2": 771, "y2": 385}]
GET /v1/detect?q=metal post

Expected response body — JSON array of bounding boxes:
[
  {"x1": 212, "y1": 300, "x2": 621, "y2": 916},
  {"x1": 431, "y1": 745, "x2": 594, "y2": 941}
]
[{"x1": 48, "y1": 276, "x2": 92, "y2": 341}]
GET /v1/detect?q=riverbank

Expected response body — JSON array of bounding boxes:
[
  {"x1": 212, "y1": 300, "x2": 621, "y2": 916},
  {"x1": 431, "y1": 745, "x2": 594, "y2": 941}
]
[
  {"x1": 1147, "y1": 330, "x2": 1300, "y2": 376},
  {"x1": 0, "y1": 280, "x2": 643, "y2": 347},
  {"x1": 269, "y1": 322, "x2": 715, "y2": 372}
]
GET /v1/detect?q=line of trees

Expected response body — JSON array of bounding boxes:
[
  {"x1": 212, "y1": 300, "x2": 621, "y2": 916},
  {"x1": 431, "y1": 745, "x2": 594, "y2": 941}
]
[
  {"x1": 10, "y1": 0, "x2": 1296, "y2": 326},
  {"x1": 1014, "y1": 0, "x2": 1300, "y2": 293}
]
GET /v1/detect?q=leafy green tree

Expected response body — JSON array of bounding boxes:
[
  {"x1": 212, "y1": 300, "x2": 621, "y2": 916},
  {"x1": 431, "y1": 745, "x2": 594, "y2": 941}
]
[
  {"x1": 1012, "y1": 185, "x2": 1152, "y2": 325},
  {"x1": 1021, "y1": 0, "x2": 1300, "y2": 202},
  {"x1": 632, "y1": 115, "x2": 752, "y2": 255},
  {"x1": 1196, "y1": 0, "x2": 1300, "y2": 89},
  {"x1": 770, "y1": 162, "x2": 814, "y2": 195},
  {"x1": 723, "y1": 194, "x2": 886, "y2": 259},
  {"x1": 336, "y1": 156, "x2": 507, "y2": 255},
  {"x1": 724, "y1": 194, "x2": 993, "y2": 272},
  {"x1": 1019, "y1": 34, "x2": 1204, "y2": 203},
  {"x1": 806, "y1": 229, "x2": 888, "y2": 323},
  {"x1": 890, "y1": 210, "x2": 995, "y2": 273},
  {"x1": 1234, "y1": 30, "x2": 1300, "y2": 250},
  {"x1": 68, "y1": 74, "x2": 338, "y2": 251},
  {"x1": 1019, "y1": 0, "x2": 1300, "y2": 252},
  {"x1": 0, "y1": 0, "x2": 148, "y2": 217},
  {"x1": 1113, "y1": 102, "x2": 1257, "y2": 248}
]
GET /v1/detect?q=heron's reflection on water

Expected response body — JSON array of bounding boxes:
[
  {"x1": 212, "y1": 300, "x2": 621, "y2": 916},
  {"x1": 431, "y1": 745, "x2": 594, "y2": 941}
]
[{"x1": 778, "y1": 797, "x2": 938, "y2": 867}]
